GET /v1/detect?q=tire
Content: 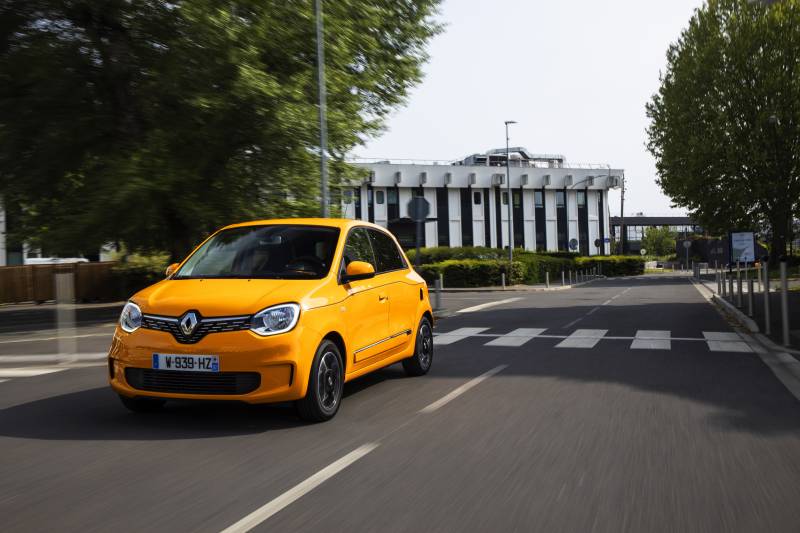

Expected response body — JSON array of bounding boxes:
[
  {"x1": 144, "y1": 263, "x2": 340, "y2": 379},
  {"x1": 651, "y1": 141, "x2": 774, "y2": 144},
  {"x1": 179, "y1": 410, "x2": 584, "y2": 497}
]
[
  {"x1": 296, "y1": 340, "x2": 344, "y2": 423},
  {"x1": 119, "y1": 394, "x2": 166, "y2": 413},
  {"x1": 402, "y1": 316, "x2": 433, "y2": 377}
]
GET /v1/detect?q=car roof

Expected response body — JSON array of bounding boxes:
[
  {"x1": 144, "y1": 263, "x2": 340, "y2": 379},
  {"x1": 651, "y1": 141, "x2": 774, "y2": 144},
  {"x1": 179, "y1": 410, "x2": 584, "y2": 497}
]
[{"x1": 221, "y1": 218, "x2": 386, "y2": 233}]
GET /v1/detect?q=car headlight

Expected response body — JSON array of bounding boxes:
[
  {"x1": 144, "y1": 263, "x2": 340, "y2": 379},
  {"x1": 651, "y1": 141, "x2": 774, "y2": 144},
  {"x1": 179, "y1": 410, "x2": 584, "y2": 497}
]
[
  {"x1": 119, "y1": 302, "x2": 142, "y2": 333},
  {"x1": 250, "y1": 303, "x2": 300, "y2": 336}
]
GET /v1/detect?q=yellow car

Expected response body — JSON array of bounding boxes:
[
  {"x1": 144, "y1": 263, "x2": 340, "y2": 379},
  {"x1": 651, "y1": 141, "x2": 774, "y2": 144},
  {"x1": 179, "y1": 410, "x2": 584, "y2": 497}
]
[{"x1": 108, "y1": 219, "x2": 434, "y2": 422}]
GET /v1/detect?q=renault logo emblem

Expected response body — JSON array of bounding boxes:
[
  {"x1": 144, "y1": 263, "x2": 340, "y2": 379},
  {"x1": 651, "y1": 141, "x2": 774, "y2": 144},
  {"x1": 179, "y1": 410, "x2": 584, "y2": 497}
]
[{"x1": 180, "y1": 312, "x2": 199, "y2": 335}]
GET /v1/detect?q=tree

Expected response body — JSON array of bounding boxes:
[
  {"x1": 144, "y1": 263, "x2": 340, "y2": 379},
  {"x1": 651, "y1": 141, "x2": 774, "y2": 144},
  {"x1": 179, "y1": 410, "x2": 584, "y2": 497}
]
[
  {"x1": 646, "y1": 0, "x2": 800, "y2": 263},
  {"x1": 641, "y1": 226, "x2": 677, "y2": 257},
  {"x1": 0, "y1": 0, "x2": 441, "y2": 260}
]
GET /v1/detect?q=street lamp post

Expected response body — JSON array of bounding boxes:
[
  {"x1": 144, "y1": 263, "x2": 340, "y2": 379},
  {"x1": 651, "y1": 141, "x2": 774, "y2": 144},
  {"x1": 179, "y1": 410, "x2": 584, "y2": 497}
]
[
  {"x1": 315, "y1": 0, "x2": 329, "y2": 218},
  {"x1": 505, "y1": 120, "x2": 516, "y2": 264}
]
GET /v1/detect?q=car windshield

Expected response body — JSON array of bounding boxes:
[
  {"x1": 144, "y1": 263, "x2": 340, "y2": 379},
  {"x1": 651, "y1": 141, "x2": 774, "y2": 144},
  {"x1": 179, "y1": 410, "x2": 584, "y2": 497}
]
[{"x1": 174, "y1": 225, "x2": 340, "y2": 280}]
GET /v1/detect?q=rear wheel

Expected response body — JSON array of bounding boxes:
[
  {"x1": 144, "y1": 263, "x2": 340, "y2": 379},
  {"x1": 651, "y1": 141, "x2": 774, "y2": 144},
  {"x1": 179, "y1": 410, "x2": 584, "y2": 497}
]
[
  {"x1": 402, "y1": 317, "x2": 433, "y2": 377},
  {"x1": 119, "y1": 394, "x2": 166, "y2": 413},
  {"x1": 296, "y1": 340, "x2": 344, "y2": 423}
]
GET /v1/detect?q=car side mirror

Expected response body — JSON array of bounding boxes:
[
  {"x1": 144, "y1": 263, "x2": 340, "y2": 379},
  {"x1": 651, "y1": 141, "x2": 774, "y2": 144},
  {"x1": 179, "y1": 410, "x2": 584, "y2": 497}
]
[
  {"x1": 165, "y1": 263, "x2": 180, "y2": 277},
  {"x1": 344, "y1": 261, "x2": 375, "y2": 282}
]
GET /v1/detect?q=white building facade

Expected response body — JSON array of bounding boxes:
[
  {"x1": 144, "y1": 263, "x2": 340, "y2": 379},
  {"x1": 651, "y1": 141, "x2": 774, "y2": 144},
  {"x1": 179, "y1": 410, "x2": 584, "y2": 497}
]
[{"x1": 343, "y1": 148, "x2": 622, "y2": 256}]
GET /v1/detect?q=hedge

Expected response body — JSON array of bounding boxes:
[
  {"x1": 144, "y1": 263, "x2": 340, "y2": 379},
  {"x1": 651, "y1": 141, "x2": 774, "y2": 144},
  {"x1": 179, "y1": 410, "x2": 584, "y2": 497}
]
[
  {"x1": 417, "y1": 259, "x2": 525, "y2": 288},
  {"x1": 411, "y1": 247, "x2": 645, "y2": 286}
]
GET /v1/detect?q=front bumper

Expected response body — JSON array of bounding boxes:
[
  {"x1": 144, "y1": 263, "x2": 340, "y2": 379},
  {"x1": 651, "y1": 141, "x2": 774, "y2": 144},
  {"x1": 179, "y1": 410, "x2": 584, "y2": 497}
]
[{"x1": 108, "y1": 323, "x2": 319, "y2": 404}]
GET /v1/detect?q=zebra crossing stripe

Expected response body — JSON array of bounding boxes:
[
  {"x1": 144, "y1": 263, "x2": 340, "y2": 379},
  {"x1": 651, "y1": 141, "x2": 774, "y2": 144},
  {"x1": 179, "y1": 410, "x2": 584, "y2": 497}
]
[
  {"x1": 703, "y1": 332, "x2": 752, "y2": 353},
  {"x1": 556, "y1": 329, "x2": 608, "y2": 349},
  {"x1": 434, "y1": 327, "x2": 490, "y2": 345},
  {"x1": 631, "y1": 330, "x2": 671, "y2": 350},
  {"x1": 485, "y1": 328, "x2": 547, "y2": 347},
  {"x1": 0, "y1": 368, "x2": 67, "y2": 378}
]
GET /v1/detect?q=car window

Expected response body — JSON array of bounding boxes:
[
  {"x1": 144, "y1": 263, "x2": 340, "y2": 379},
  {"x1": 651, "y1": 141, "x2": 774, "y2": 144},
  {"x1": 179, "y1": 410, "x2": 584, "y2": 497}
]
[
  {"x1": 342, "y1": 228, "x2": 375, "y2": 268},
  {"x1": 368, "y1": 229, "x2": 406, "y2": 273}
]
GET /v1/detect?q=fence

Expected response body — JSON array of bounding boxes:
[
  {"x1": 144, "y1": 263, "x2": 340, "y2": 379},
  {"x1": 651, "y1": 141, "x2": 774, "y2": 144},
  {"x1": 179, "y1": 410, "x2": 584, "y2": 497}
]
[{"x1": 0, "y1": 262, "x2": 118, "y2": 304}]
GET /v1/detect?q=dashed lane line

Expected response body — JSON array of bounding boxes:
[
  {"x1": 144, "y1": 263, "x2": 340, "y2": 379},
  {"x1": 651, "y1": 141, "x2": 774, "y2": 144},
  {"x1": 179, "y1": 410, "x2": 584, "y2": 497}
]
[
  {"x1": 220, "y1": 443, "x2": 381, "y2": 533},
  {"x1": 456, "y1": 298, "x2": 522, "y2": 314},
  {"x1": 420, "y1": 365, "x2": 508, "y2": 414}
]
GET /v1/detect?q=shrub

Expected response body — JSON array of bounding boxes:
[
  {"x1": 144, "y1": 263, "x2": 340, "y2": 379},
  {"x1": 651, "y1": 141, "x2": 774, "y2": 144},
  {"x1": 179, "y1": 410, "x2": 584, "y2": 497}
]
[
  {"x1": 417, "y1": 259, "x2": 525, "y2": 288},
  {"x1": 575, "y1": 255, "x2": 645, "y2": 276},
  {"x1": 111, "y1": 252, "x2": 170, "y2": 296}
]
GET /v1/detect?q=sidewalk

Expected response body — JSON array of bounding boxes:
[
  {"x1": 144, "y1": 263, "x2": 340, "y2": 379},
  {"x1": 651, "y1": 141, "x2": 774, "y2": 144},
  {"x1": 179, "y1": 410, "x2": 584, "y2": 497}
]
[{"x1": 697, "y1": 275, "x2": 799, "y2": 351}]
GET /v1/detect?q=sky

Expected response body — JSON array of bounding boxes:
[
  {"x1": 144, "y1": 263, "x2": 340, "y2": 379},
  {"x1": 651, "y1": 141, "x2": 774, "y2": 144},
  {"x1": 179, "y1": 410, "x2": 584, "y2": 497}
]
[{"x1": 357, "y1": 0, "x2": 706, "y2": 218}]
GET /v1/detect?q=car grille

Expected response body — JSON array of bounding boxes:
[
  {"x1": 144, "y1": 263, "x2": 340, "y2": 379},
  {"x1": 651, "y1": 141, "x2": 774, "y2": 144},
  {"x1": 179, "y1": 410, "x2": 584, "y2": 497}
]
[
  {"x1": 125, "y1": 368, "x2": 261, "y2": 395},
  {"x1": 141, "y1": 314, "x2": 251, "y2": 344}
]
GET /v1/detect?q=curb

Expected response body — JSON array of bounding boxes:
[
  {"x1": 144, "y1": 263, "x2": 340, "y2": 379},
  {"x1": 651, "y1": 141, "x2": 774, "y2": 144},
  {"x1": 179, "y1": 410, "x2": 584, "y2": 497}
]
[
  {"x1": 710, "y1": 294, "x2": 759, "y2": 333},
  {"x1": 437, "y1": 278, "x2": 602, "y2": 294}
]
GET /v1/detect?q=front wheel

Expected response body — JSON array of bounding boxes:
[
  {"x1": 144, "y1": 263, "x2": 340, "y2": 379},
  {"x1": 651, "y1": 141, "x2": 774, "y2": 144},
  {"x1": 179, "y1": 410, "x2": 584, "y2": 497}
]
[
  {"x1": 296, "y1": 340, "x2": 344, "y2": 423},
  {"x1": 402, "y1": 317, "x2": 433, "y2": 377}
]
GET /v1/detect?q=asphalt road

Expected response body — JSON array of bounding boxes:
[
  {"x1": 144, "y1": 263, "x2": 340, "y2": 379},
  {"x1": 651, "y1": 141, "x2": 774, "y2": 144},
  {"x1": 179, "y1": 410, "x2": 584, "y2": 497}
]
[{"x1": 2, "y1": 276, "x2": 800, "y2": 532}]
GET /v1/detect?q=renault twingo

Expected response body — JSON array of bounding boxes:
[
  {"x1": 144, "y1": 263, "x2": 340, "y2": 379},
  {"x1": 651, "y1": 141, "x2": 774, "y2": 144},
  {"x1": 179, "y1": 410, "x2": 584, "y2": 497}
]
[{"x1": 109, "y1": 219, "x2": 434, "y2": 422}]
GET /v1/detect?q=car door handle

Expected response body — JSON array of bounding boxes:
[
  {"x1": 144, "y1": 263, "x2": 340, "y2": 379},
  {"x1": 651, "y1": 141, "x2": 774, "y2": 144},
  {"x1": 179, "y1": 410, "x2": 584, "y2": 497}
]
[{"x1": 378, "y1": 293, "x2": 388, "y2": 302}]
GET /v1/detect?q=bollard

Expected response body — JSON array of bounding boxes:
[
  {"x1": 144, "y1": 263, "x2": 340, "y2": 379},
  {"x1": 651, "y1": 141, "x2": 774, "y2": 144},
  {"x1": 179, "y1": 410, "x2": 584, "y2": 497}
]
[
  {"x1": 501, "y1": 272, "x2": 506, "y2": 290},
  {"x1": 569, "y1": 270, "x2": 573, "y2": 285},
  {"x1": 728, "y1": 274, "x2": 734, "y2": 302},
  {"x1": 439, "y1": 273, "x2": 444, "y2": 291},
  {"x1": 433, "y1": 278, "x2": 443, "y2": 311},
  {"x1": 561, "y1": 270, "x2": 565, "y2": 287},
  {"x1": 716, "y1": 269, "x2": 721, "y2": 294},
  {"x1": 763, "y1": 259, "x2": 771, "y2": 335},
  {"x1": 546, "y1": 271, "x2": 550, "y2": 289},
  {"x1": 747, "y1": 278, "x2": 754, "y2": 317},
  {"x1": 55, "y1": 266, "x2": 77, "y2": 362},
  {"x1": 736, "y1": 263, "x2": 742, "y2": 308},
  {"x1": 722, "y1": 270, "x2": 727, "y2": 297},
  {"x1": 780, "y1": 260, "x2": 790, "y2": 347}
]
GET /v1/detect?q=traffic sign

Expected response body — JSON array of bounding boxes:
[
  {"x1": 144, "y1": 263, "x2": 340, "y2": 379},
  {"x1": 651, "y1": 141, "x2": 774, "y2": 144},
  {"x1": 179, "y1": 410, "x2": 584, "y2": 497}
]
[
  {"x1": 594, "y1": 239, "x2": 601, "y2": 248},
  {"x1": 640, "y1": 249, "x2": 647, "y2": 256},
  {"x1": 408, "y1": 197, "x2": 430, "y2": 223},
  {"x1": 569, "y1": 238, "x2": 578, "y2": 251},
  {"x1": 682, "y1": 240, "x2": 692, "y2": 249}
]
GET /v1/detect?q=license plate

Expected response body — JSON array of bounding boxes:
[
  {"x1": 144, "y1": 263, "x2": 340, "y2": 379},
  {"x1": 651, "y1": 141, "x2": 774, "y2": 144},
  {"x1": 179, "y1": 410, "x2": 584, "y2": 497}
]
[{"x1": 152, "y1": 354, "x2": 219, "y2": 372}]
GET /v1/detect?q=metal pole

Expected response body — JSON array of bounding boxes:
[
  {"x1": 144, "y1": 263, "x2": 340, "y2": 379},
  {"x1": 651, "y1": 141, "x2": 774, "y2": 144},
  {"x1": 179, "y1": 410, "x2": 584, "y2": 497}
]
[
  {"x1": 545, "y1": 271, "x2": 550, "y2": 289},
  {"x1": 569, "y1": 270, "x2": 573, "y2": 285},
  {"x1": 736, "y1": 261, "x2": 742, "y2": 308},
  {"x1": 501, "y1": 272, "x2": 506, "y2": 290},
  {"x1": 780, "y1": 260, "x2": 790, "y2": 346},
  {"x1": 722, "y1": 270, "x2": 727, "y2": 297},
  {"x1": 439, "y1": 273, "x2": 444, "y2": 290},
  {"x1": 433, "y1": 278, "x2": 442, "y2": 311},
  {"x1": 763, "y1": 260, "x2": 771, "y2": 335},
  {"x1": 747, "y1": 278, "x2": 754, "y2": 317},
  {"x1": 561, "y1": 270, "x2": 565, "y2": 286},
  {"x1": 314, "y1": 0, "x2": 330, "y2": 217},
  {"x1": 729, "y1": 275, "x2": 734, "y2": 302},
  {"x1": 505, "y1": 121, "x2": 515, "y2": 264}
]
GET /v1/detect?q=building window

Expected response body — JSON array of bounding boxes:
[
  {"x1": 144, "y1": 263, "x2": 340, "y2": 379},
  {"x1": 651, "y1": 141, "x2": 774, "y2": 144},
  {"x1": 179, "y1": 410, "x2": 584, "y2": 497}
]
[
  {"x1": 387, "y1": 188, "x2": 398, "y2": 204},
  {"x1": 556, "y1": 191, "x2": 566, "y2": 207},
  {"x1": 513, "y1": 191, "x2": 521, "y2": 208},
  {"x1": 534, "y1": 190, "x2": 544, "y2": 208},
  {"x1": 375, "y1": 190, "x2": 385, "y2": 205},
  {"x1": 577, "y1": 191, "x2": 586, "y2": 207},
  {"x1": 473, "y1": 191, "x2": 482, "y2": 205},
  {"x1": 502, "y1": 192, "x2": 509, "y2": 205}
]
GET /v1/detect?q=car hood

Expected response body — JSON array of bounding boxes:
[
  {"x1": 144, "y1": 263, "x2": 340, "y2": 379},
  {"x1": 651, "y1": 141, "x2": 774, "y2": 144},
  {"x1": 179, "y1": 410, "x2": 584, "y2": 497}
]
[{"x1": 131, "y1": 278, "x2": 337, "y2": 317}]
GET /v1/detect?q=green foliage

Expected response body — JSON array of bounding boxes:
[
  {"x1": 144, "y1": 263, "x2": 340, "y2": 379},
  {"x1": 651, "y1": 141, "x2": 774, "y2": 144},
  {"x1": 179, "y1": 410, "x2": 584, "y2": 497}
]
[
  {"x1": 0, "y1": 0, "x2": 441, "y2": 260},
  {"x1": 111, "y1": 252, "x2": 170, "y2": 296},
  {"x1": 646, "y1": 0, "x2": 800, "y2": 262},
  {"x1": 575, "y1": 256, "x2": 645, "y2": 277},
  {"x1": 412, "y1": 247, "x2": 645, "y2": 286},
  {"x1": 417, "y1": 259, "x2": 525, "y2": 288},
  {"x1": 641, "y1": 226, "x2": 677, "y2": 257}
]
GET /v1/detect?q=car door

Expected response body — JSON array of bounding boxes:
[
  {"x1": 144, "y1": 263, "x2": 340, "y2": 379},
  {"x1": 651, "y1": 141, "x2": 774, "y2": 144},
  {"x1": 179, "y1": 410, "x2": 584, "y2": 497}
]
[
  {"x1": 341, "y1": 228, "x2": 390, "y2": 364},
  {"x1": 367, "y1": 228, "x2": 415, "y2": 353}
]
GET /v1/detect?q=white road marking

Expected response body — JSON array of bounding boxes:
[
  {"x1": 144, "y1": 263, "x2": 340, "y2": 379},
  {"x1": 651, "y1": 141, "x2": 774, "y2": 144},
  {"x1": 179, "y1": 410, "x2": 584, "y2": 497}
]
[
  {"x1": 220, "y1": 443, "x2": 380, "y2": 533},
  {"x1": 556, "y1": 329, "x2": 608, "y2": 349},
  {"x1": 457, "y1": 298, "x2": 522, "y2": 314},
  {"x1": 562, "y1": 317, "x2": 583, "y2": 329},
  {"x1": 0, "y1": 353, "x2": 107, "y2": 364},
  {"x1": 602, "y1": 299, "x2": 613, "y2": 306},
  {"x1": 0, "y1": 379, "x2": 7, "y2": 384},
  {"x1": 485, "y1": 328, "x2": 546, "y2": 347},
  {"x1": 0, "y1": 332, "x2": 113, "y2": 345},
  {"x1": 434, "y1": 327, "x2": 489, "y2": 345},
  {"x1": 420, "y1": 365, "x2": 508, "y2": 414},
  {"x1": 0, "y1": 368, "x2": 67, "y2": 378},
  {"x1": 703, "y1": 331, "x2": 753, "y2": 353},
  {"x1": 631, "y1": 330, "x2": 671, "y2": 350}
]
